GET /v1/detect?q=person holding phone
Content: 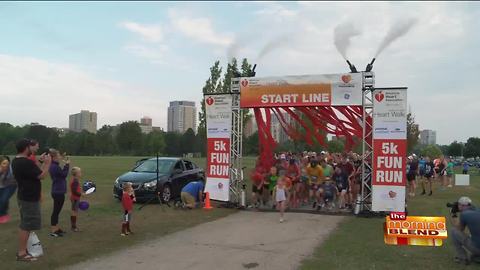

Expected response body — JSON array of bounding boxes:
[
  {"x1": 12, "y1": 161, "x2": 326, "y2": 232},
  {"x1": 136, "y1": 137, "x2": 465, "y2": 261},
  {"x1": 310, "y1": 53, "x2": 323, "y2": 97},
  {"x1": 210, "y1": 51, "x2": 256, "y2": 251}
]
[
  {"x1": 11, "y1": 139, "x2": 51, "y2": 262},
  {"x1": 48, "y1": 149, "x2": 70, "y2": 237}
]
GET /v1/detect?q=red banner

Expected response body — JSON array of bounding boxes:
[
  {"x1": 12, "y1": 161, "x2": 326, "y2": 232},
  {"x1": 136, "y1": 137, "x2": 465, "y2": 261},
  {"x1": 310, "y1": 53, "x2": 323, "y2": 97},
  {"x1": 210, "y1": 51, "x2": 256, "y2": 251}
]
[
  {"x1": 372, "y1": 139, "x2": 406, "y2": 186},
  {"x1": 206, "y1": 138, "x2": 230, "y2": 178}
]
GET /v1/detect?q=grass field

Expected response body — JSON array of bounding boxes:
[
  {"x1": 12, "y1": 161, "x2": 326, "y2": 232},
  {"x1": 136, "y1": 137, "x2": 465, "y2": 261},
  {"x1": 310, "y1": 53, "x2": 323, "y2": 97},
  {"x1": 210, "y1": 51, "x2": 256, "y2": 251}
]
[
  {"x1": 0, "y1": 156, "x2": 242, "y2": 269},
  {"x1": 301, "y1": 168, "x2": 480, "y2": 270}
]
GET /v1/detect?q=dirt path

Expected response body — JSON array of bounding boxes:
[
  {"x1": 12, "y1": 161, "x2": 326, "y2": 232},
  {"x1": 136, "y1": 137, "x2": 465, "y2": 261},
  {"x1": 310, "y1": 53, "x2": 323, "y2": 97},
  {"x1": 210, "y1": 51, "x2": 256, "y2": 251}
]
[{"x1": 66, "y1": 211, "x2": 344, "y2": 270}]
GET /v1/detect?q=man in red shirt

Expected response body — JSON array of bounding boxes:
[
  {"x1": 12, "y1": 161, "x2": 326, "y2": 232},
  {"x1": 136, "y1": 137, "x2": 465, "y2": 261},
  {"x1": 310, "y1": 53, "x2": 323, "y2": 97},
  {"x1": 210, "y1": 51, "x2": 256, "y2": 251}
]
[
  {"x1": 338, "y1": 156, "x2": 355, "y2": 208},
  {"x1": 27, "y1": 140, "x2": 40, "y2": 166}
]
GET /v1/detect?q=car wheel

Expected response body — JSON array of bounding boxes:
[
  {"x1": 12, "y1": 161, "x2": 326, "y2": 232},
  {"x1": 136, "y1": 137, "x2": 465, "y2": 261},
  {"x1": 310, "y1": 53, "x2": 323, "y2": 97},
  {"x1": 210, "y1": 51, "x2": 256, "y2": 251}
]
[{"x1": 161, "y1": 184, "x2": 172, "y2": 203}]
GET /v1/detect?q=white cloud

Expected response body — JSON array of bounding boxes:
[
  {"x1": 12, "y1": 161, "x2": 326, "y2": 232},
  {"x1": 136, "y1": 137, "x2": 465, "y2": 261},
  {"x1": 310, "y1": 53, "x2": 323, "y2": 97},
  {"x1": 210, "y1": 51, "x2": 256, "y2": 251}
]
[
  {"x1": 0, "y1": 54, "x2": 168, "y2": 129},
  {"x1": 168, "y1": 9, "x2": 234, "y2": 47},
  {"x1": 123, "y1": 43, "x2": 168, "y2": 64},
  {"x1": 120, "y1": 21, "x2": 164, "y2": 43}
]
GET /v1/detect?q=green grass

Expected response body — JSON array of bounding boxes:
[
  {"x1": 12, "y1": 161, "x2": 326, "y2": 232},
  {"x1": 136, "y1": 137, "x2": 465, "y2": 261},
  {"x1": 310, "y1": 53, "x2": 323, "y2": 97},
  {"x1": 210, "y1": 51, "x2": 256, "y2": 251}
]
[
  {"x1": 0, "y1": 156, "x2": 245, "y2": 269},
  {"x1": 301, "y1": 169, "x2": 480, "y2": 270}
]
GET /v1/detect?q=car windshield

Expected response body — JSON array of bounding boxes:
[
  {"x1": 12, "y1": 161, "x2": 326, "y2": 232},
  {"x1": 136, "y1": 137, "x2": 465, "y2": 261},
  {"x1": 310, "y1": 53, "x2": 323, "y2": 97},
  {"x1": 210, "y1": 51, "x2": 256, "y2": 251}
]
[{"x1": 132, "y1": 159, "x2": 175, "y2": 173}]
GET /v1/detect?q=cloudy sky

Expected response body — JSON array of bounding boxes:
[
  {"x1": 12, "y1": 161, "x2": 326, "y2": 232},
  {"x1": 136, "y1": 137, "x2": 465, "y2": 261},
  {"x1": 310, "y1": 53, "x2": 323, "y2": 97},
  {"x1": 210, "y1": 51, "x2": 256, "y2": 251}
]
[{"x1": 0, "y1": 2, "x2": 479, "y2": 144}]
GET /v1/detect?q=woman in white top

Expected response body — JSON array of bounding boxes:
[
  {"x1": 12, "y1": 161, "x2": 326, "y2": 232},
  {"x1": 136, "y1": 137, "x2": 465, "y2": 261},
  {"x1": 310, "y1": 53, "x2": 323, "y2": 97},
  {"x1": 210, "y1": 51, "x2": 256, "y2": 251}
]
[{"x1": 273, "y1": 172, "x2": 287, "y2": 223}]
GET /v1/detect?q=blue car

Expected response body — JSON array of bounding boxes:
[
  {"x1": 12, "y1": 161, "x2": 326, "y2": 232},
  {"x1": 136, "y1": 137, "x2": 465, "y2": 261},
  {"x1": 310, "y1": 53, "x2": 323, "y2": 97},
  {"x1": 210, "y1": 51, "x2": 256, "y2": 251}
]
[{"x1": 113, "y1": 157, "x2": 205, "y2": 202}]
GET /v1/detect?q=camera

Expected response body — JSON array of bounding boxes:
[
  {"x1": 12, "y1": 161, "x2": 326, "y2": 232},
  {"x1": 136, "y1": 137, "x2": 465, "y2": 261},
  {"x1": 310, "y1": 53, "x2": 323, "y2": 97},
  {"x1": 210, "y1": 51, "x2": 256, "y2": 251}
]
[{"x1": 447, "y1": 202, "x2": 460, "y2": 217}]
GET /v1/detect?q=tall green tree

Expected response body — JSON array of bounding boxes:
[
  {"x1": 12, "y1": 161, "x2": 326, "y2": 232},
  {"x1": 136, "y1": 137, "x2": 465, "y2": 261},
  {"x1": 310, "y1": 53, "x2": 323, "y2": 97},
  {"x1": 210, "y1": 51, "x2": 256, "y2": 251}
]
[
  {"x1": 198, "y1": 61, "x2": 223, "y2": 133},
  {"x1": 95, "y1": 125, "x2": 118, "y2": 155},
  {"x1": 421, "y1": 144, "x2": 443, "y2": 159},
  {"x1": 164, "y1": 132, "x2": 181, "y2": 157},
  {"x1": 116, "y1": 121, "x2": 142, "y2": 155},
  {"x1": 448, "y1": 141, "x2": 464, "y2": 157},
  {"x1": 143, "y1": 131, "x2": 166, "y2": 155},
  {"x1": 181, "y1": 128, "x2": 196, "y2": 155},
  {"x1": 407, "y1": 112, "x2": 420, "y2": 152},
  {"x1": 464, "y1": 137, "x2": 480, "y2": 158}
]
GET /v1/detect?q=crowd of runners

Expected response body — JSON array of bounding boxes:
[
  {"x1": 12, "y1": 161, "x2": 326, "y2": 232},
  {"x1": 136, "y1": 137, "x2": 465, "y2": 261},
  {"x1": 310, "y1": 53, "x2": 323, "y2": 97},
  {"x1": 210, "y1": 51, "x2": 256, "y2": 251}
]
[
  {"x1": 250, "y1": 151, "x2": 367, "y2": 212},
  {"x1": 249, "y1": 151, "x2": 467, "y2": 213}
]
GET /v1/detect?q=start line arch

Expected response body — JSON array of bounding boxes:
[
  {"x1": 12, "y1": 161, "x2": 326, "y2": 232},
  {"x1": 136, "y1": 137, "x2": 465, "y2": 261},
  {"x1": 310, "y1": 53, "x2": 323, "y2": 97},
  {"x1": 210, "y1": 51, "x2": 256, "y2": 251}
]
[{"x1": 204, "y1": 71, "x2": 408, "y2": 214}]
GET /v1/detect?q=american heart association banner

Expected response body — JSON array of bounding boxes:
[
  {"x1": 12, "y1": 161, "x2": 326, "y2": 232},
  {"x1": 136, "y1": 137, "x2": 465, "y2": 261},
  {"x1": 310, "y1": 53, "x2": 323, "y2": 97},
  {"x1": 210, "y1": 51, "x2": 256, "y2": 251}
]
[
  {"x1": 371, "y1": 88, "x2": 407, "y2": 212},
  {"x1": 205, "y1": 94, "x2": 232, "y2": 201}
]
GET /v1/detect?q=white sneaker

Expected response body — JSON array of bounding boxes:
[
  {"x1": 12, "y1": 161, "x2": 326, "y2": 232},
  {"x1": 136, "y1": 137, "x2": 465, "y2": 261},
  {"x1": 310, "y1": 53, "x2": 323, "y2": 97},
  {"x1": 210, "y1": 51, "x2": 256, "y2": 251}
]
[{"x1": 280, "y1": 218, "x2": 284, "y2": 223}]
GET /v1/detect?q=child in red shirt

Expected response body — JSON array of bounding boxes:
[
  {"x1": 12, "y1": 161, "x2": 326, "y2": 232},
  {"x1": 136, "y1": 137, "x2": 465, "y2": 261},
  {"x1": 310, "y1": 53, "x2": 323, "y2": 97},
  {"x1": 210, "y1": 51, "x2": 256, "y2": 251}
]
[
  {"x1": 121, "y1": 182, "x2": 136, "y2": 236},
  {"x1": 70, "y1": 167, "x2": 84, "y2": 232}
]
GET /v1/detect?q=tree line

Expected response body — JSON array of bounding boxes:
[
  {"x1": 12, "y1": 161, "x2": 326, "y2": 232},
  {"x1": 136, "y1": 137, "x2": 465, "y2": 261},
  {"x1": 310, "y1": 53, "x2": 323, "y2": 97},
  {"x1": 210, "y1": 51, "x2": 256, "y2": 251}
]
[{"x1": 0, "y1": 122, "x2": 206, "y2": 157}]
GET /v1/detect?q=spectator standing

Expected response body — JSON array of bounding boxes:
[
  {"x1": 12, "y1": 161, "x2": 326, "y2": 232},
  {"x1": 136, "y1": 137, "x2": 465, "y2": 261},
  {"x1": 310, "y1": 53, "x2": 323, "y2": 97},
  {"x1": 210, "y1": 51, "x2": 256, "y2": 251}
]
[
  {"x1": 462, "y1": 162, "x2": 469, "y2": 175},
  {"x1": 0, "y1": 156, "x2": 17, "y2": 223},
  {"x1": 11, "y1": 139, "x2": 51, "y2": 262},
  {"x1": 49, "y1": 149, "x2": 70, "y2": 237}
]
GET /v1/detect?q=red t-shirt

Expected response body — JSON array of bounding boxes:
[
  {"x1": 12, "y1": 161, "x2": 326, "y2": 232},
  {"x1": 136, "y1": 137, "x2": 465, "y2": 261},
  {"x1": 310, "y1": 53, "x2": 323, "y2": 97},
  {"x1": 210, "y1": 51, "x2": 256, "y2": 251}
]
[
  {"x1": 286, "y1": 165, "x2": 300, "y2": 182},
  {"x1": 122, "y1": 192, "x2": 134, "y2": 212},
  {"x1": 28, "y1": 154, "x2": 36, "y2": 163},
  {"x1": 70, "y1": 178, "x2": 82, "y2": 201},
  {"x1": 340, "y1": 162, "x2": 355, "y2": 177}
]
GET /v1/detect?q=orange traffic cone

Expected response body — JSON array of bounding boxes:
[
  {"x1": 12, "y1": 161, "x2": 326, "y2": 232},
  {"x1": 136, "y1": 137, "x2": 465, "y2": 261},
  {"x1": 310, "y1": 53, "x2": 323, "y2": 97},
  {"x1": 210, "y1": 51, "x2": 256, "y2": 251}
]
[{"x1": 203, "y1": 192, "x2": 213, "y2": 210}]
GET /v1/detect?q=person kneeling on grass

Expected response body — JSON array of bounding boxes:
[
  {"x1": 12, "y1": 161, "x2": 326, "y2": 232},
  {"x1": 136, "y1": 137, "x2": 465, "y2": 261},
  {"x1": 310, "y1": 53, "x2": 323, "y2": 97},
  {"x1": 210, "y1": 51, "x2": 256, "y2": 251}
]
[
  {"x1": 450, "y1": 197, "x2": 480, "y2": 265},
  {"x1": 180, "y1": 180, "x2": 204, "y2": 209},
  {"x1": 69, "y1": 167, "x2": 84, "y2": 232},
  {"x1": 121, "y1": 182, "x2": 136, "y2": 236}
]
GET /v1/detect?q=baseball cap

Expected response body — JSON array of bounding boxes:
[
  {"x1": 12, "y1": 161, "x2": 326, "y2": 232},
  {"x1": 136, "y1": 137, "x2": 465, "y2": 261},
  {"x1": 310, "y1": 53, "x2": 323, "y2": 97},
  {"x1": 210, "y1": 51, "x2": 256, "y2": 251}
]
[
  {"x1": 16, "y1": 138, "x2": 31, "y2": 153},
  {"x1": 458, "y1": 196, "x2": 472, "y2": 206}
]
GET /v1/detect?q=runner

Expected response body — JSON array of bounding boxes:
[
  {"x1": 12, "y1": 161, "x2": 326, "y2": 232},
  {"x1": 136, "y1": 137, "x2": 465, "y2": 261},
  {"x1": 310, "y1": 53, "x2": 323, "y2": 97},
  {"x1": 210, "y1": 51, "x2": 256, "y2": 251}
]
[
  {"x1": 418, "y1": 156, "x2": 426, "y2": 181},
  {"x1": 407, "y1": 156, "x2": 419, "y2": 197},
  {"x1": 420, "y1": 157, "x2": 435, "y2": 196},
  {"x1": 446, "y1": 157, "x2": 454, "y2": 188},
  {"x1": 306, "y1": 158, "x2": 323, "y2": 209}
]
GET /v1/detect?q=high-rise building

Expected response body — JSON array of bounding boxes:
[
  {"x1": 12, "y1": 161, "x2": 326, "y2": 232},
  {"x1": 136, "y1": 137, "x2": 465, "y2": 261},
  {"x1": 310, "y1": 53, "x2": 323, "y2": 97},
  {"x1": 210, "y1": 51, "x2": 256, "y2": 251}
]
[
  {"x1": 69, "y1": 110, "x2": 97, "y2": 133},
  {"x1": 271, "y1": 112, "x2": 294, "y2": 144},
  {"x1": 244, "y1": 117, "x2": 258, "y2": 137},
  {"x1": 140, "y1": 116, "x2": 153, "y2": 134},
  {"x1": 167, "y1": 101, "x2": 196, "y2": 134},
  {"x1": 141, "y1": 116, "x2": 152, "y2": 126},
  {"x1": 420, "y1": 129, "x2": 437, "y2": 145}
]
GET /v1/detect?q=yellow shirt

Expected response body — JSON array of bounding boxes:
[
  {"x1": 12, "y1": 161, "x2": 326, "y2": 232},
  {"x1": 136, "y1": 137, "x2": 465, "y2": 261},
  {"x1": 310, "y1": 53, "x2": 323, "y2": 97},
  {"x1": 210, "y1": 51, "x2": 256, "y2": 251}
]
[{"x1": 306, "y1": 165, "x2": 324, "y2": 185}]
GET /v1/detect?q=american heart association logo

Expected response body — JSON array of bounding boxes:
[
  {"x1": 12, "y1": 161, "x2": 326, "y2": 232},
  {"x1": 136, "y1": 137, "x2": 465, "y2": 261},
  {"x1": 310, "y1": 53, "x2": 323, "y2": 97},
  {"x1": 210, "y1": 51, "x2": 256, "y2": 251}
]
[
  {"x1": 241, "y1": 79, "x2": 249, "y2": 87},
  {"x1": 218, "y1": 182, "x2": 223, "y2": 189},
  {"x1": 388, "y1": 190, "x2": 397, "y2": 198},
  {"x1": 206, "y1": 97, "x2": 214, "y2": 106},
  {"x1": 341, "y1": 74, "x2": 352, "y2": 83},
  {"x1": 375, "y1": 91, "x2": 385, "y2": 102}
]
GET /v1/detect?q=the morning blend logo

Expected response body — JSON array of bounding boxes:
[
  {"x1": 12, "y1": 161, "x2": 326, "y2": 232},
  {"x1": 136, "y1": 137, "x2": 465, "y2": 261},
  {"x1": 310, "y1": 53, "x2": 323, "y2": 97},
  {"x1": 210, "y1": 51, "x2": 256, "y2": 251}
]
[{"x1": 384, "y1": 212, "x2": 447, "y2": 246}]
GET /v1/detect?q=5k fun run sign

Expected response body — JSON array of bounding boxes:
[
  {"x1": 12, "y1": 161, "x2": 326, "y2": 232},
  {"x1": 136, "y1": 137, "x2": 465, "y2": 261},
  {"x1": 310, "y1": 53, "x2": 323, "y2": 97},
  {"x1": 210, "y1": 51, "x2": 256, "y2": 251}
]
[
  {"x1": 372, "y1": 88, "x2": 408, "y2": 212},
  {"x1": 205, "y1": 94, "x2": 232, "y2": 201}
]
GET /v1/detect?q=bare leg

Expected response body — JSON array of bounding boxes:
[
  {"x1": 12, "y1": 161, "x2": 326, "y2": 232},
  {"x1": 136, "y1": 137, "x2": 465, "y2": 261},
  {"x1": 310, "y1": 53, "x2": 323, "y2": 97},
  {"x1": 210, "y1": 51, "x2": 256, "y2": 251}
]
[{"x1": 18, "y1": 229, "x2": 29, "y2": 256}]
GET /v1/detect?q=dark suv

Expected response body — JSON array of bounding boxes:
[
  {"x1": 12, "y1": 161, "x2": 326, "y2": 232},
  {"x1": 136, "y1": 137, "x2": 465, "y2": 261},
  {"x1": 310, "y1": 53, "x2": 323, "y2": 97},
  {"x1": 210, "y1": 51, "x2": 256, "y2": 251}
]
[{"x1": 113, "y1": 157, "x2": 204, "y2": 202}]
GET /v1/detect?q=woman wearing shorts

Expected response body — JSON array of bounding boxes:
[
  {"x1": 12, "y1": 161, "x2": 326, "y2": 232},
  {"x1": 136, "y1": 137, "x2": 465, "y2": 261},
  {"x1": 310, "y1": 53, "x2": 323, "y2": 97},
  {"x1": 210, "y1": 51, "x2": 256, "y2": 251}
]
[{"x1": 421, "y1": 157, "x2": 435, "y2": 196}]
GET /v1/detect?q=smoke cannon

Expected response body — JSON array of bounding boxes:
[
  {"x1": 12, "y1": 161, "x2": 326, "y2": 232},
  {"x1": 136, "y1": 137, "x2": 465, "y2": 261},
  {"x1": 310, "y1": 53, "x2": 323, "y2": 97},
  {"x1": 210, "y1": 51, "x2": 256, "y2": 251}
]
[
  {"x1": 251, "y1": 64, "x2": 257, "y2": 77},
  {"x1": 365, "y1": 58, "x2": 375, "y2": 72},
  {"x1": 346, "y1": 60, "x2": 358, "y2": 73}
]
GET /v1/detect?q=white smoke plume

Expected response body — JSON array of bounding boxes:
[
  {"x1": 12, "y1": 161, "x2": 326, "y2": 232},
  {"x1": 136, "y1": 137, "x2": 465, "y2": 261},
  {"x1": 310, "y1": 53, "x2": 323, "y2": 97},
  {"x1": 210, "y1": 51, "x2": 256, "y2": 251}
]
[
  {"x1": 375, "y1": 17, "x2": 418, "y2": 57},
  {"x1": 256, "y1": 34, "x2": 292, "y2": 62},
  {"x1": 334, "y1": 22, "x2": 361, "y2": 60}
]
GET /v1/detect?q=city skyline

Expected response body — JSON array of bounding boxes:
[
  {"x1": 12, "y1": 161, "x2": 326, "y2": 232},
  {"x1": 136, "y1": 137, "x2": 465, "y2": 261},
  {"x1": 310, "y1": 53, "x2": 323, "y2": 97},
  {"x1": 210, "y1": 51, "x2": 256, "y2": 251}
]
[{"x1": 1, "y1": 2, "x2": 479, "y2": 143}]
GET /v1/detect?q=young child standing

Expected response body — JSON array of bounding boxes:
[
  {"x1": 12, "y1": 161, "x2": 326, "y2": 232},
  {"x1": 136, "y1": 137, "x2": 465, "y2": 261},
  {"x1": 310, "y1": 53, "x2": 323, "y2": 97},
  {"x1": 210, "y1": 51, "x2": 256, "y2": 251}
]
[
  {"x1": 70, "y1": 167, "x2": 83, "y2": 232},
  {"x1": 273, "y1": 173, "x2": 287, "y2": 223},
  {"x1": 121, "y1": 182, "x2": 136, "y2": 236}
]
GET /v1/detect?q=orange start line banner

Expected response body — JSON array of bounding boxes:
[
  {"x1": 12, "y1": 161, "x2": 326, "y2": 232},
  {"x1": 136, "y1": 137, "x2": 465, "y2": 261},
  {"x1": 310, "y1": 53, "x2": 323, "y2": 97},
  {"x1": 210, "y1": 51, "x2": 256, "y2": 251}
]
[{"x1": 239, "y1": 73, "x2": 363, "y2": 108}]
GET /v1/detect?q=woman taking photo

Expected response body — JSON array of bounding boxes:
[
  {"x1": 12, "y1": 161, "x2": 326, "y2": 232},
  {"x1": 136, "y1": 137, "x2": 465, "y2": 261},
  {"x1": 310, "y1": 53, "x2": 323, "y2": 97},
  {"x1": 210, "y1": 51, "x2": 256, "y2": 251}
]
[
  {"x1": 49, "y1": 149, "x2": 70, "y2": 237},
  {"x1": 0, "y1": 156, "x2": 17, "y2": 223}
]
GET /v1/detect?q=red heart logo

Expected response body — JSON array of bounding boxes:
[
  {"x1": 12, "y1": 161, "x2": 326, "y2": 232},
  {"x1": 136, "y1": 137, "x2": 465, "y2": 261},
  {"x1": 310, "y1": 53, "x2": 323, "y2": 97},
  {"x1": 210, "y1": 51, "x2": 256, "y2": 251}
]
[
  {"x1": 388, "y1": 191, "x2": 397, "y2": 198},
  {"x1": 341, "y1": 75, "x2": 351, "y2": 83},
  {"x1": 206, "y1": 97, "x2": 214, "y2": 106},
  {"x1": 241, "y1": 79, "x2": 248, "y2": 87},
  {"x1": 375, "y1": 92, "x2": 384, "y2": 102}
]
